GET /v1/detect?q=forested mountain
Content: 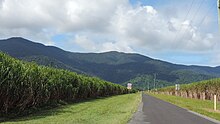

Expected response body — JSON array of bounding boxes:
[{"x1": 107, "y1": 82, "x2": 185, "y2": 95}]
[{"x1": 0, "y1": 37, "x2": 219, "y2": 87}]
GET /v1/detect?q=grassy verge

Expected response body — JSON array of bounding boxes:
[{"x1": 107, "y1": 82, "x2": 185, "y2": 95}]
[
  {"x1": 2, "y1": 93, "x2": 141, "y2": 124},
  {"x1": 148, "y1": 93, "x2": 220, "y2": 121}
]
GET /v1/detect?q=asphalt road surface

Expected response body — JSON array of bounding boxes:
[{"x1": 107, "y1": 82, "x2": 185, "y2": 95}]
[{"x1": 129, "y1": 93, "x2": 220, "y2": 124}]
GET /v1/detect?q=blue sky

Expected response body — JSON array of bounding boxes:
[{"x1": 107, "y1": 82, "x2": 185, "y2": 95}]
[
  {"x1": 0, "y1": 0, "x2": 219, "y2": 66},
  {"x1": 128, "y1": 0, "x2": 219, "y2": 66}
]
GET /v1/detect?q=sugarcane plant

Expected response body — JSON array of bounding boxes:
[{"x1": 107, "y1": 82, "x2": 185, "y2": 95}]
[{"x1": 0, "y1": 52, "x2": 136, "y2": 116}]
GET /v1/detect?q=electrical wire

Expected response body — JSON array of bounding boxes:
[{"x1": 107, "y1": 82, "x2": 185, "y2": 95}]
[
  {"x1": 178, "y1": 0, "x2": 206, "y2": 42},
  {"x1": 196, "y1": 2, "x2": 216, "y2": 31},
  {"x1": 171, "y1": 0, "x2": 196, "y2": 44}
]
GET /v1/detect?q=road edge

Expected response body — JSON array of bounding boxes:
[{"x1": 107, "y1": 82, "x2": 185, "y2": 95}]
[
  {"x1": 147, "y1": 93, "x2": 220, "y2": 124},
  {"x1": 188, "y1": 110, "x2": 220, "y2": 124},
  {"x1": 128, "y1": 92, "x2": 149, "y2": 124}
]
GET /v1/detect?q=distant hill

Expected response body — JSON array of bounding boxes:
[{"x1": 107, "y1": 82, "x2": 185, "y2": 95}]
[
  {"x1": 0, "y1": 37, "x2": 219, "y2": 88},
  {"x1": 20, "y1": 55, "x2": 84, "y2": 74}
]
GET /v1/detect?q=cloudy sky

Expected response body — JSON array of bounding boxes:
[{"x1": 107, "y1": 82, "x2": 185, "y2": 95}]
[{"x1": 0, "y1": 0, "x2": 219, "y2": 66}]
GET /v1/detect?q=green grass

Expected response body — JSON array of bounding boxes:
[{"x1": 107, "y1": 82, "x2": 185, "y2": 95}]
[
  {"x1": 148, "y1": 93, "x2": 220, "y2": 121},
  {"x1": 2, "y1": 93, "x2": 141, "y2": 124}
]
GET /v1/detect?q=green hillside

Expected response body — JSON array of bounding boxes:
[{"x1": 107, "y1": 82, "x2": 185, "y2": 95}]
[
  {"x1": 0, "y1": 37, "x2": 219, "y2": 87},
  {"x1": 123, "y1": 75, "x2": 173, "y2": 90},
  {"x1": 20, "y1": 55, "x2": 85, "y2": 74},
  {"x1": 123, "y1": 72, "x2": 214, "y2": 90}
]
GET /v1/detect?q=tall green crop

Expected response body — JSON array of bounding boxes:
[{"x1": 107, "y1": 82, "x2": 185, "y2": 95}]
[{"x1": 0, "y1": 52, "x2": 135, "y2": 115}]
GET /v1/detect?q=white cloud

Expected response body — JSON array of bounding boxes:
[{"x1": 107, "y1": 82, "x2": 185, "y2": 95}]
[
  {"x1": 74, "y1": 35, "x2": 96, "y2": 51},
  {"x1": 109, "y1": 5, "x2": 216, "y2": 52},
  {"x1": 64, "y1": 0, "x2": 128, "y2": 32},
  {"x1": 101, "y1": 41, "x2": 133, "y2": 52},
  {"x1": 73, "y1": 34, "x2": 133, "y2": 52},
  {"x1": 0, "y1": 0, "x2": 218, "y2": 65},
  {"x1": 0, "y1": 0, "x2": 128, "y2": 42},
  {"x1": 0, "y1": 0, "x2": 4, "y2": 8}
]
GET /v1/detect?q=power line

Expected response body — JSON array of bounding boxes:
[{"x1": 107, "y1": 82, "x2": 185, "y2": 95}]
[
  {"x1": 192, "y1": 0, "x2": 205, "y2": 24},
  {"x1": 196, "y1": 2, "x2": 216, "y2": 31},
  {"x1": 171, "y1": 0, "x2": 196, "y2": 45},
  {"x1": 184, "y1": 0, "x2": 196, "y2": 20},
  {"x1": 178, "y1": 0, "x2": 206, "y2": 42}
]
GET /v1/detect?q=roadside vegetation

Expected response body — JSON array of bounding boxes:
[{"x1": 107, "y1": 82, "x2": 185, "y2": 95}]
[
  {"x1": 156, "y1": 78, "x2": 220, "y2": 101},
  {"x1": 149, "y1": 78, "x2": 220, "y2": 121},
  {"x1": 148, "y1": 93, "x2": 220, "y2": 121},
  {"x1": 2, "y1": 93, "x2": 141, "y2": 124},
  {"x1": 0, "y1": 52, "x2": 136, "y2": 118}
]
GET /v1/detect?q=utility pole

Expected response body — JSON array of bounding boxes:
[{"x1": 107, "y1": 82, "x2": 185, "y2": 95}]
[
  {"x1": 153, "y1": 73, "x2": 157, "y2": 90},
  {"x1": 142, "y1": 76, "x2": 145, "y2": 91},
  {"x1": 148, "y1": 82, "x2": 150, "y2": 92}
]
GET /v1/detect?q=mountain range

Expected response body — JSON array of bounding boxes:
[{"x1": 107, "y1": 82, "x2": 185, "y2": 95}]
[{"x1": 0, "y1": 37, "x2": 219, "y2": 89}]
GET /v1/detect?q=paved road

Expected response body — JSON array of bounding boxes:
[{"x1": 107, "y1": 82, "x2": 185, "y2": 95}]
[{"x1": 129, "y1": 93, "x2": 220, "y2": 124}]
